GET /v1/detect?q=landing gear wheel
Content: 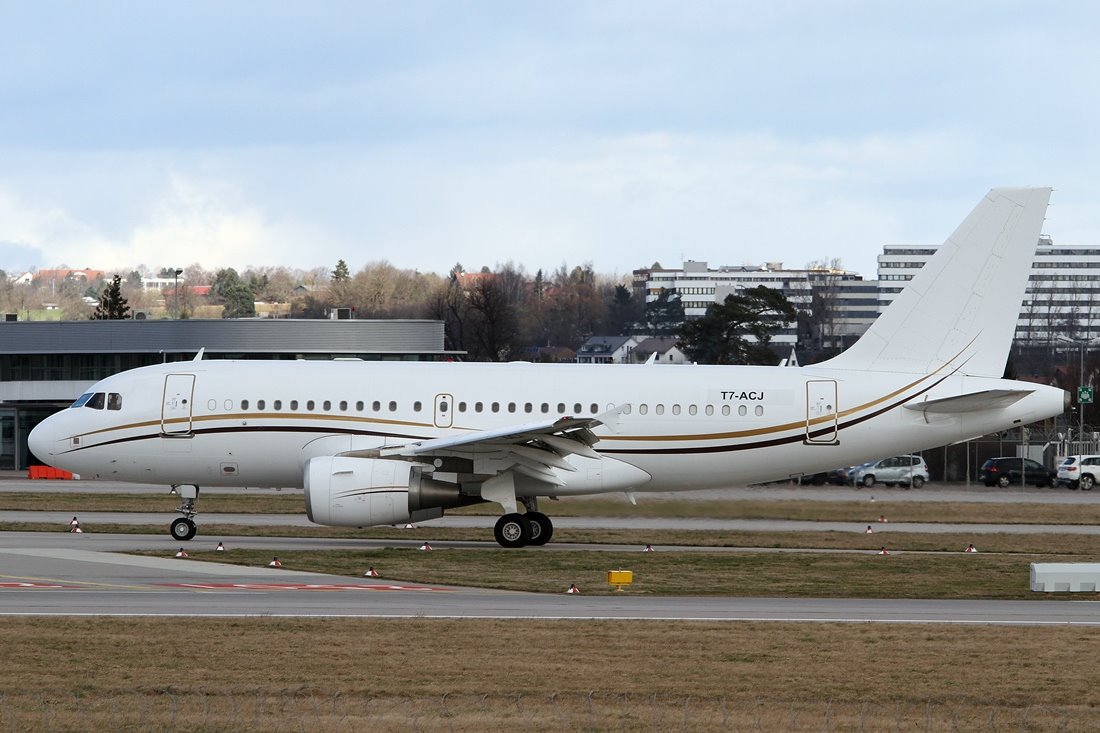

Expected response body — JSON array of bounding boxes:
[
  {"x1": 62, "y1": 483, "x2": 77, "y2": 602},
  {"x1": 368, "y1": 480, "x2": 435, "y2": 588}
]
[
  {"x1": 170, "y1": 517, "x2": 196, "y2": 541},
  {"x1": 494, "y1": 513, "x2": 531, "y2": 548},
  {"x1": 526, "y1": 511, "x2": 554, "y2": 546}
]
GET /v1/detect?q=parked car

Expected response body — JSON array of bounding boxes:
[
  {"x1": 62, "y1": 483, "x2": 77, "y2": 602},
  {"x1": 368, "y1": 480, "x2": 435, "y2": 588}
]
[
  {"x1": 851, "y1": 455, "x2": 930, "y2": 488},
  {"x1": 979, "y1": 457, "x2": 1056, "y2": 488},
  {"x1": 1056, "y1": 455, "x2": 1100, "y2": 490},
  {"x1": 826, "y1": 466, "x2": 854, "y2": 485}
]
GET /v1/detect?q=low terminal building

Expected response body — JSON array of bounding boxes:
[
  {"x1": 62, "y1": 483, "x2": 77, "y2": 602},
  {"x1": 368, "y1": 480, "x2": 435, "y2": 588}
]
[{"x1": 0, "y1": 319, "x2": 456, "y2": 470}]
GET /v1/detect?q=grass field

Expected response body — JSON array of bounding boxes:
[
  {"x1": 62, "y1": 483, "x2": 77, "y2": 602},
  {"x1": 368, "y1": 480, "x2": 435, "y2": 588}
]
[{"x1": 2, "y1": 618, "x2": 1099, "y2": 731}]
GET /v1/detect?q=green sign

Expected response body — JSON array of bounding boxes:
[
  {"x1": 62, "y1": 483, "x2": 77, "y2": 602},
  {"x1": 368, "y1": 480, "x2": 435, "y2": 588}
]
[{"x1": 1079, "y1": 386, "x2": 1094, "y2": 404}]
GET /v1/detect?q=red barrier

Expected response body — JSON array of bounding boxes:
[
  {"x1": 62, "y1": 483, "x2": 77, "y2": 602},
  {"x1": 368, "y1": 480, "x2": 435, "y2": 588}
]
[{"x1": 28, "y1": 466, "x2": 73, "y2": 480}]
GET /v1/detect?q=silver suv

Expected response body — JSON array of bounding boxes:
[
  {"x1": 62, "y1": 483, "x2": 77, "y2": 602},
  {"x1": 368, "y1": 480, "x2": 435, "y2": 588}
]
[{"x1": 852, "y1": 455, "x2": 930, "y2": 488}]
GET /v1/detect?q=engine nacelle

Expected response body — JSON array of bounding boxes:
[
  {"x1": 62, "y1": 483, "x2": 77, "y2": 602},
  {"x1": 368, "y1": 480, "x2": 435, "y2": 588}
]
[{"x1": 304, "y1": 456, "x2": 476, "y2": 527}]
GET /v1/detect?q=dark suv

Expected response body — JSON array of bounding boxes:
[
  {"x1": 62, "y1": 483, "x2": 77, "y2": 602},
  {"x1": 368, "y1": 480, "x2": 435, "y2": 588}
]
[{"x1": 979, "y1": 457, "x2": 1056, "y2": 488}]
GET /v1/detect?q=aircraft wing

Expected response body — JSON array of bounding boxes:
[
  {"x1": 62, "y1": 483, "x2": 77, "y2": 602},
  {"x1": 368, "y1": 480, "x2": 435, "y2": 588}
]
[
  {"x1": 903, "y1": 389, "x2": 1033, "y2": 414},
  {"x1": 341, "y1": 416, "x2": 603, "y2": 486}
]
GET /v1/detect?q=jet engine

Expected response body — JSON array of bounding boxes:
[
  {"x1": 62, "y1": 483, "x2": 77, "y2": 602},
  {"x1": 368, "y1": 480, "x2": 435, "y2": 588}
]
[{"x1": 304, "y1": 456, "x2": 478, "y2": 527}]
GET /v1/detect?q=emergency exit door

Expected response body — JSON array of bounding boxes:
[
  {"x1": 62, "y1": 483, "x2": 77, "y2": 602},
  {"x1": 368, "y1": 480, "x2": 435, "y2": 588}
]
[
  {"x1": 162, "y1": 374, "x2": 195, "y2": 436},
  {"x1": 805, "y1": 380, "x2": 839, "y2": 445}
]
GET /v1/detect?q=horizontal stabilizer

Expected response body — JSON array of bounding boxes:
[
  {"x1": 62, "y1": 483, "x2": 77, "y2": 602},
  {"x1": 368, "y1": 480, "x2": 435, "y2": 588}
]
[{"x1": 903, "y1": 389, "x2": 1033, "y2": 414}]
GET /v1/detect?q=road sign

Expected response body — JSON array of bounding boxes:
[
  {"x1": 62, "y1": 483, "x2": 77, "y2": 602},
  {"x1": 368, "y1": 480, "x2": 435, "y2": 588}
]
[{"x1": 1079, "y1": 386, "x2": 1094, "y2": 404}]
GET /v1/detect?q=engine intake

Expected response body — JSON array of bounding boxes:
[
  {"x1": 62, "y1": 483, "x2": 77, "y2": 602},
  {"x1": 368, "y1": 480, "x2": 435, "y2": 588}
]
[{"x1": 304, "y1": 456, "x2": 477, "y2": 527}]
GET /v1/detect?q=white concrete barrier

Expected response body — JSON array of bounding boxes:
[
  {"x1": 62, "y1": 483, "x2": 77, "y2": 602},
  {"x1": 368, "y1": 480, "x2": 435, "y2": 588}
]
[{"x1": 1030, "y1": 563, "x2": 1100, "y2": 592}]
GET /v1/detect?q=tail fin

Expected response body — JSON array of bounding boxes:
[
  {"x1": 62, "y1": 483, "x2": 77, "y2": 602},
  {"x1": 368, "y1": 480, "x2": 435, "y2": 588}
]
[{"x1": 822, "y1": 187, "x2": 1051, "y2": 378}]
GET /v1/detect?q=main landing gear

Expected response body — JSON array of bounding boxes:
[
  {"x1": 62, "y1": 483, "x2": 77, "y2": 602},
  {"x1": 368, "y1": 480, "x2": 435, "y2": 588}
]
[
  {"x1": 169, "y1": 485, "x2": 200, "y2": 541},
  {"x1": 492, "y1": 500, "x2": 554, "y2": 548}
]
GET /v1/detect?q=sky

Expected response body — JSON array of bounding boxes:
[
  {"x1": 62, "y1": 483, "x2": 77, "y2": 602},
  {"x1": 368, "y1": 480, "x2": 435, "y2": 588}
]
[{"x1": 1, "y1": 1, "x2": 1098, "y2": 281}]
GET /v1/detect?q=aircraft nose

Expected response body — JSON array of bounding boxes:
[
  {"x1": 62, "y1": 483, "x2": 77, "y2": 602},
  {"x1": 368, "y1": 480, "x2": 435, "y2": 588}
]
[{"x1": 28, "y1": 415, "x2": 58, "y2": 461}]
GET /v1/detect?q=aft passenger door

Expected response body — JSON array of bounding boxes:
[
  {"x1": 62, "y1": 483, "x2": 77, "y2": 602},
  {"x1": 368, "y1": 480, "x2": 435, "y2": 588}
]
[
  {"x1": 162, "y1": 374, "x2": 195, "y2": 436},
  {"x1": 805, "y1": 380, "x2": 839, "y2": 445}
]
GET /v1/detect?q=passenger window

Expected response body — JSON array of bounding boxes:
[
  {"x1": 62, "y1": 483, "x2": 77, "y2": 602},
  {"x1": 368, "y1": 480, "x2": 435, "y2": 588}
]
[
  {"x1": 290, "y1": 400, "x2": 298, "y2": 410},
  {"x1": 688, "y1": 405, "x2": 697, "y2": 416},
  {"x1": 573, "y1": 403, "x2": 582, "y2": 413},
  {"x1": 323, "y1": 400, "x2": 331, "y2": 411},
  {"x1": 257, "y1": 400, "x2": 266, "y2": 410},
  {"x1": 475, "y1": 402, "x2": 483, "y2": 413},
  {"x1": 273, "y1": 400, "x2": 282, "y2": 410},
  {"x1": 356, "y1": 401, "x2": 364, "y2": 411},
  {"x1": 557, "y1": 403, "x2": 566, "y2": 413},
  {"x1": 107, "y1": 393, "x2": 122, "y2": 410},
  {"x1": 459, "y1": 401, "x2": 467, "y2": 412},
  {"x1": 492, "y1": 402, "x2": 500, "y2": 413},
  {"x1": 755, "y1": 405, "x2": 764, "y2": 416},
  {"x1": 738, "y1": 405, "x2": 747, "y2": 416},
  {"x1": 656, "y1": 404, "x2": 664, "y2": 415},
  {"x1": 705, "y1": 405, "x2": 714, "y2": 416},
  {"x1": 85, "y1": 392, "x2": 105, "y2": 410},
  {"x1": 508, "y1": 403, "x2": 516, "y2": 413},
  {"x1": 241, "y1": 399, "x2": 250, "y2": 410},
  {"x1": 672, "y1": 404, "x2": 681, "y2": 415},
  {"x1": 623, "y1": 404, "x2": 632, "y2": 415},
  {"x1": 639, "y1": 404, "x2": 648, "y2": 415},
  {"x1": 413, "y1": 401, "x2": 422, "y2": 412},
  {"x1": 540, "y1": 403, "x2": 549, "y2": 414},
  {"x1": 339, "y1": 401, "x2": 348, "y2": 411},
  {"x1": 524, "y1": 403, "x2": 533, "y2": 413},
  {"x1": 439, "y1": 401, "x2": 449, "y2": 413},
  {"x1": 590, "y1": 403, "x2": 598, "y2": 414},
  {"x1": 721, "y1": 405, "x2": 730, "y2": 416},
  {"x1": 306, "y1": 400, "x2": 315, "y2": 411},
  {"x1": 373, "y1": 401, "x2": 381, "y2": 411},
  {"x1": 389, "y1": 401, "x2": 397, "y2": 412}
]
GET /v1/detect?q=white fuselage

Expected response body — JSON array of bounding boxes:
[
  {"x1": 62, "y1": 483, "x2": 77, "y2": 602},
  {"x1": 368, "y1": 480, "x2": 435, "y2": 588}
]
[{"x1": 29, "y1": 359, "x2": 1066, "y2": 494}]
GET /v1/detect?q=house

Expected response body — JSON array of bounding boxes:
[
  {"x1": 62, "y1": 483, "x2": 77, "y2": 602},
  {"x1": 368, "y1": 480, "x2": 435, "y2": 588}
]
[
  {"x1": 631, "y1": 336, "x2": 689, "y2": 364},
  {"x1": 575, "y1": 336, "x2": 641, "y2": 364}
]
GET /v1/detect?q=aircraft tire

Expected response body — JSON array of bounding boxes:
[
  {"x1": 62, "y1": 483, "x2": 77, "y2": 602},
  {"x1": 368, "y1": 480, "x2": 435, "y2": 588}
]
[
  {"x1": 171, "y1": 517, "x2": 197, "y2": 541},
  {"x1": 494, "y1": 513, "x2": 531, "y2": 548},
  {"x1": 526, "y1": 512, "x2": 553, "y2": 546}
]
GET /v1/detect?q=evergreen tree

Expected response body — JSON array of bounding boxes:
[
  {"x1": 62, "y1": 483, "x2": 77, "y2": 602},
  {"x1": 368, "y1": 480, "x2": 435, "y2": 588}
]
[
  {"x1": 91, "y1": 275, "x2": 131, "y2": 320},
  {"x1": 644, "y1": 287, "x2": 685, "y2": 335},
  {"x1": 677, "y1": 286, "x2": 797, "y2": 365},
  {"x1": 210, "y1": 268, "x2": 256, "y2": 319},
  {"x1": 332, "y1": 259, "x2": 350, "y2": 282}
]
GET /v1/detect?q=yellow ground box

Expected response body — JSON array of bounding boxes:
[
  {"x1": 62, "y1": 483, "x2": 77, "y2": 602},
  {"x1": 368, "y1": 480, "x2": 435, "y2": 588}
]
[{"x1": 607, "y1": 570, "x2": 633, "y2": 591}]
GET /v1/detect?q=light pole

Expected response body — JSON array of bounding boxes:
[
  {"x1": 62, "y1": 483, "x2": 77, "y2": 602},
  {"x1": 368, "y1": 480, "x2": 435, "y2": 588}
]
[
  {"x1": 172, "y1": 268, "x2": 184, "y2": 319},
  {"x1": 1057, "y1": 336, "x2": 1100, "y2": 452}
]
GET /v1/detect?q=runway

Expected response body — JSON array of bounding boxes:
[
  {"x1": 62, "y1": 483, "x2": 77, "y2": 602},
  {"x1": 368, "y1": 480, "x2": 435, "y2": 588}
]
[{"x1": 1, "y1": 530, "x2": 1098, "y2": 624}]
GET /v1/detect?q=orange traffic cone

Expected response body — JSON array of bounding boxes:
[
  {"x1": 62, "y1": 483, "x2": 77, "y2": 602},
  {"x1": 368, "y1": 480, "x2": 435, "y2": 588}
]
[
  {"x1": 364, "y1": 566, "x2": 380, "y2": 577},
  {"x1": 175, "y1": 548, "x2": 189, "y2": 558},
  {"x1": 566, "y1": 583, "x2": 580, "y2": 594},
  {"x1": 878, "y1": 547, "x2": 889, "y2": 555},
  {"x1": 419, "y1": 542, "x2": 433, "y2": 551},
  {"x1": 269, "y1": 557, "x2": 282, "y2": 568}
]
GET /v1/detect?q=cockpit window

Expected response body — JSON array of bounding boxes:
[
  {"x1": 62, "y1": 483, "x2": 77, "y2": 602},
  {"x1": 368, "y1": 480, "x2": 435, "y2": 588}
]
[
  {"x1": 70, "y1": 393, "x2": 93, "y2": 408},
  {"x1": 85, "y1": 392, "x2": 106, "y2": 410},
  {"x1": 107, "y1": 393, "x2": 122, "y2": 410}
]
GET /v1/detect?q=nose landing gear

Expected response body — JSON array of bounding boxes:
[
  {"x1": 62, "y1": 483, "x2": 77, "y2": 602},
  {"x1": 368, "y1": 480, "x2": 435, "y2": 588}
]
[{"x1": 169, "y1": 485, "x2": 200, "y2": 541}]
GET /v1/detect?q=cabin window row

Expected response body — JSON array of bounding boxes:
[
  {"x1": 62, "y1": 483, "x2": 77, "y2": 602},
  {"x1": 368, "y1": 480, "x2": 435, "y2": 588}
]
[{"x1": 219, "y1": 399, "x2": 762, "y2": 418}]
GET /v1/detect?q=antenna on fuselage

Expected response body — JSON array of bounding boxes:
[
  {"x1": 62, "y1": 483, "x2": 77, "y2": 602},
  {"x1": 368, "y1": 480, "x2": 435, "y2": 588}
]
[{"x1": 193, "y1": 348, "x2": 205, "y2": 361}]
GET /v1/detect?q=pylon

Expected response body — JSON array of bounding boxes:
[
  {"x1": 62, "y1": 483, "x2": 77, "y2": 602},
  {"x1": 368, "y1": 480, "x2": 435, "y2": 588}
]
[
  {"x1": 216, "y1": 542, "x2": 225, "y2": 552},
  {"x1": 878, "y1": 514, "x2": 888, "y2": 523},
  {"x1": 964, "y1": 544, "x2": 977, "y2": 553},
  {"x1": 70, "y1": 527, "x2": 83, "y2": 533},
  {"x1": 69, "y1": 516, "x2": 79, "y2": 530},
  {"x1": 175, "y1": 548, "x2": 189, "y2": 558},
  {"x1": 403, "y1": 523, "x2": 416, "y2": 529},
  {"x1": 870, "y1": 496, "x2": 875, "y2": 502},
  {"x1": 419, "y1": 542, "x2": 433, "y2": 551},
  {"x1": 865, "y1": 525, "x2": 874, "y2": 534},
  {"x1": 878, "y1": 547, "x2": 889, "y2": 555},
  {"x1": 364, "y1": 566, "x2": 380, "y2": 577},
  {"x1": 269, "y1": 557, "x2": 282, "y2": 568},
  {"x1": 643, "y1": 544, "x2": 654, "y2": 552},
  {"x1": 566, "y1": 583, "x2": 580, "y2": 594}
]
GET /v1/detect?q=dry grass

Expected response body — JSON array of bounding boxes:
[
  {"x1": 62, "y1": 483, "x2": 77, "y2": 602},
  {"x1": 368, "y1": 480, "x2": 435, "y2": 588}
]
[
  {"x1": 2, "y1": 618, "x2": 1099, "y2": 731},
  {"x1": 0, "y1": 491, "x2": 303, "y2": 513}
]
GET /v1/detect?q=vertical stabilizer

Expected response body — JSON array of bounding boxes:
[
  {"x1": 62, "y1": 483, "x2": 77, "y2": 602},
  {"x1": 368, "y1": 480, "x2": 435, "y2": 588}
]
[{"x1": 822, "y1": 188, "x2": 1051, "y2": 378}]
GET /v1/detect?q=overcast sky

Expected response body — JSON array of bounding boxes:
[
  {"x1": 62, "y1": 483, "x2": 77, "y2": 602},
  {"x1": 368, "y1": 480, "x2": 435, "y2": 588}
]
[{"x1": 1, "y1": 1, "x2": 1097, "y2": 280}]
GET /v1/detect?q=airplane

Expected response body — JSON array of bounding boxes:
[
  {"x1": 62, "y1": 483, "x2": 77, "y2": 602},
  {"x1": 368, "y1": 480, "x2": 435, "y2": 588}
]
[{"x1": 28, "y1": 188, "x2": 1067, "y2": 548}]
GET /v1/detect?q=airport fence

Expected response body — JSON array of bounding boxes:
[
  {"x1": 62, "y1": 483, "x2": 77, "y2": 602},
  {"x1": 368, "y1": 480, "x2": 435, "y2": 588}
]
[{"x1": 1, "y1": 690, "x2": 1097, "y2": 732}]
